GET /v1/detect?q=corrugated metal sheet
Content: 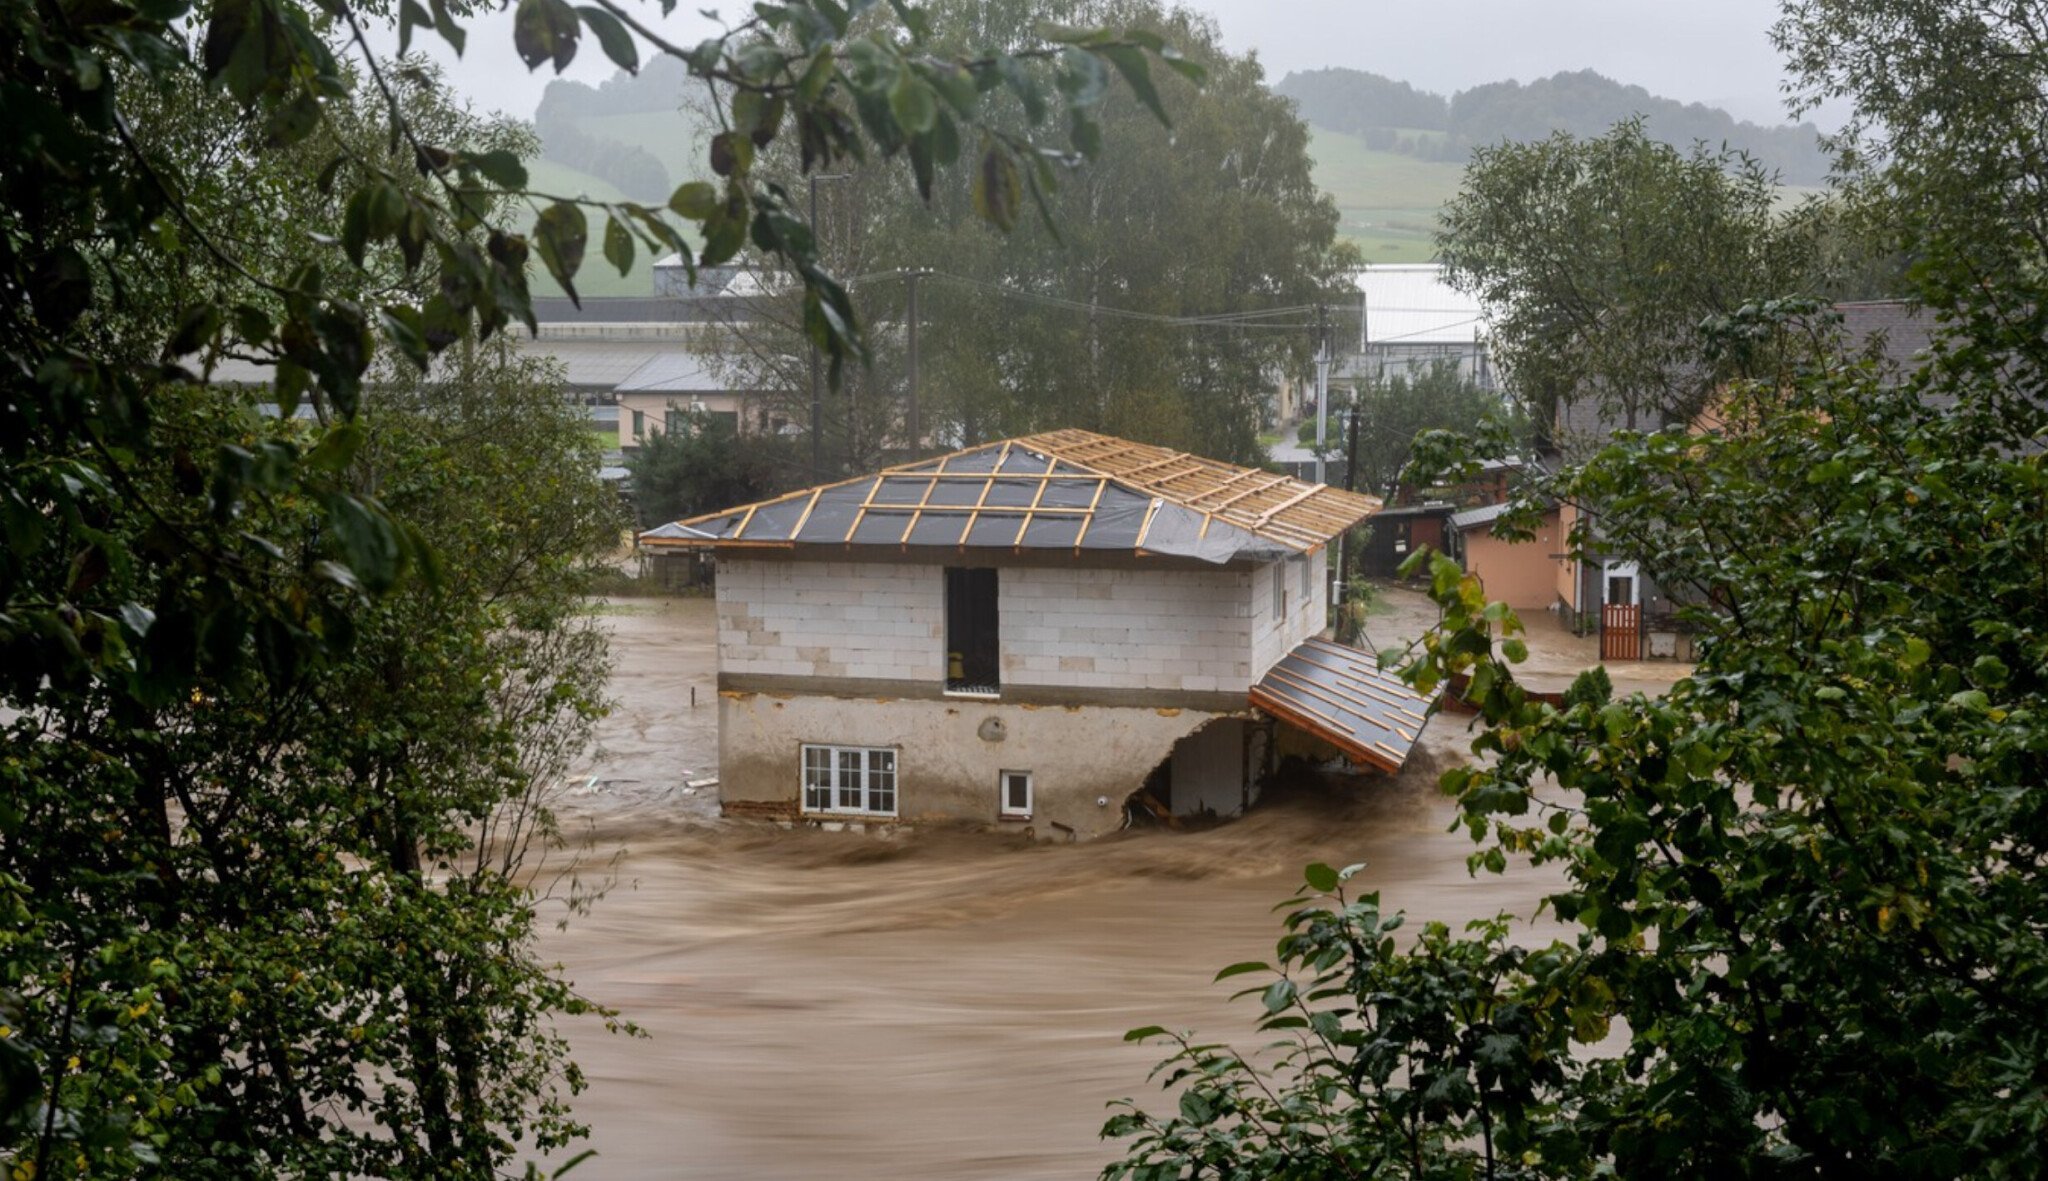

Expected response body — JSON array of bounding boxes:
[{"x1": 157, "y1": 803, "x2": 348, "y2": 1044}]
[{"x1": 1250, "y1": 638, "x2": 1436, "y2": 772}]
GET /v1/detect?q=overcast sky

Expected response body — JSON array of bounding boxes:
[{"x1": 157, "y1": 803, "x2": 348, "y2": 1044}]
[{"x1": 422, "y1": 0, "x2": 1815, "y2": 129}]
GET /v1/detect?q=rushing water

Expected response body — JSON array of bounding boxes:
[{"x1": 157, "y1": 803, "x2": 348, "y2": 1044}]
[{"x1": 533, "y1": 594, "x2": 1677, "y2": 1179}]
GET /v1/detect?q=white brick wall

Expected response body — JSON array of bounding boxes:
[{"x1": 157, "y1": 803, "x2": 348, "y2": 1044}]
[
  {"x1": 997, "y1": 565, "x2": 1255, "y2": 692},
  {"x1": 716, "y1": 558, "x2": 944, "y2": 680},
  {"x1": 716, "y1": 555, "x2": 1315, "y2": 694}
]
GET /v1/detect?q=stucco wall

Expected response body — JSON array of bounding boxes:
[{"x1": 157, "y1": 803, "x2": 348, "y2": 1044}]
[
  {"x1": 1464, "y1": 508, "x2": 1564, "y2": 613},
  {"x1": 716, "y1": 556, "x2": 1266, "y2": 694},
  {"x1": 718, "y1": 691, "x2": 1247, "y2": 838}
]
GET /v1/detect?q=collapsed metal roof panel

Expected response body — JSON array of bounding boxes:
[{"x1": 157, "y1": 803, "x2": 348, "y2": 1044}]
[
  {"x1": 640, "y1": 431, "x2": 1380, "y2": 564},
  {"x1": 1250, "y1": 638, "x2": 1437, "y2": 773}
]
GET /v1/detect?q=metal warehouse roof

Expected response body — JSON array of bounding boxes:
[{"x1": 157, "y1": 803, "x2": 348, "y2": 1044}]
[
  {"x1": 1251, "y1": 638, "x2": 1437, "y2": 772},
  {"x1": 640, "y1": 429, "x2": 1381, "y2": 564},
  {"x1": 1357, "y1": 263, "x2": 1489, "y2": 347},
  {"x1": 613, "y1": 351, "x2": 729, "y2": 394}
]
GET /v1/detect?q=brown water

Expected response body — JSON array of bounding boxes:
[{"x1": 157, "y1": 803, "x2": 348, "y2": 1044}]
[{"x1": 535, "y1": 592, "x2": 1681, "y2": 1179}]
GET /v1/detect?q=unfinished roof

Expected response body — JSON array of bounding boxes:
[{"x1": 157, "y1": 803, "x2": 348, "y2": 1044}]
[
  {"x1": 1250, "y1": 638, "x2": 1438, "y2": 772},
  {"x1": 640, "y1": 430, "x2": 1380, "y2": 564}
]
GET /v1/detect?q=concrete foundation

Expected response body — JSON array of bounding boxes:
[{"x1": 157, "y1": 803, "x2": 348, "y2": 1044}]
[{"x1": 718, "y1": 690, "x2": 1257, "y2": 839}]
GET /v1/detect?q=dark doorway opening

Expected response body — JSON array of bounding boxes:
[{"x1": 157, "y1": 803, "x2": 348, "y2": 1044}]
[{"x1": 945, "y1": 567, "x2": 1000, "y2": 693}]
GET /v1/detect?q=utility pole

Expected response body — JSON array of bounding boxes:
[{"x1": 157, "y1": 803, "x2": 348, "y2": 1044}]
[
  {"x1": 1342, "y1": 388, "x2": 1363, "y2": 587},
  {"x1": 807, "y1": 172, "x2": 850, "y2": 480},
  {"x1": 1314, "y1": 303, "x2": 1330, "y2": 486},
  {"x1": 905, "y1": 267, "x2": 924, "y2": 456}
]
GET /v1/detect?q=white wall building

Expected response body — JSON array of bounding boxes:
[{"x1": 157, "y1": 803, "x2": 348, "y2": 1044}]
[{"x1": 642, "y1": 430, "x2": 1436, "y2": 837}]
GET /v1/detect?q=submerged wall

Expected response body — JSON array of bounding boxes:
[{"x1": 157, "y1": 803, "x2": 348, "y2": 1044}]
[{"x1": 718, "y1": 690, "x2": 1253, "y2": 838}]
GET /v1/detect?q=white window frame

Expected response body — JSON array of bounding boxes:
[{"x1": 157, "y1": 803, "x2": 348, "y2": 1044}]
[
  {"x1": 1298, "y1": 554, "x2": 1313, "y2": 601},
  {"x1": 999, "y1": 770, "x2": 1033, "y2": 819},
  {"x1": 800, "y1": 744, "x2": 898, "y2": 817},
  {"x1": 1272, "y1": 563, "x2": 1286, "y2": 619}
]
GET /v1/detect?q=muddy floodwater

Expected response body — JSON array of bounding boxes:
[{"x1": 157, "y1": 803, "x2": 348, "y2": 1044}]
[{"x1": 535, "y1": 592, "x2": 1683, "y2": 1179}]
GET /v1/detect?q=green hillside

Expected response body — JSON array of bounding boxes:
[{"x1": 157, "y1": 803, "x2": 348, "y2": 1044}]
[
  {"x1": 522, "y1": 158, "x2": 659, "y2": 299},
  {"x1": 1305, "y1": 127, "x2": 1464, "y2": 262},
  {"x1": 573, "y1": 110, "x2": 710, "y2": 190}
]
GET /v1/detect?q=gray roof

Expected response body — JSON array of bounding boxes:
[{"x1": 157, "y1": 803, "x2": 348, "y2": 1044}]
[
  {"x1": 614, "y1": 351, "x2": 729, "y2": 394},
  {"x1": 643, "y1": 431, "x2": 1381, "y2": 564},
  {"x1": 1250, "y1": 638, "x2": 1437, "y2": 772},
  {"x1": 1448, "y1": 501, "x2": 1512, "y2": 532}
]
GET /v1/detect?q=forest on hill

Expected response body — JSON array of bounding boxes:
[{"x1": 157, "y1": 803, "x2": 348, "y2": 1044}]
[{"x1": 1276, "y1": 66, "x2": 1831, "y2": 185}]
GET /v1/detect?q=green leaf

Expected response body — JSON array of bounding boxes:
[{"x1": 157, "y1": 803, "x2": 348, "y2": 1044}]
[
  {"x1": 304, "y1": 421, "x2": 364, "y2": 472},
  {"x1": 429, "y1": 0, "x2": 468, "y2": 54},
  {"x1": 1097, "y1": 44, "x2": 1168, "y2": 125},
  {"x1": 1212, "y1": 961, "x2": 1270, "y2": 982},
  {"x1": 513, "y1": 0, "x2": 581, "y2": 72},
  {"x1": 1260, "y1": 979, "x2": 1296, "y2": 1014},
  {"x1": 1122, "y1": 1025, "x2": 1168, "y2": 1042},
  {"x1": 971, "y1": 143, "x2": 1021, "y2": 231},
  {"x1": 533, "y1": 202, "x2": 589, "y2": 300},
  {"x1": 603, "y1": 214, "x2": 634, "y2": 276},
  {"x1": 164, "y1": 304, "x2": 223, "y2": 359},
  {"x1": 399, "y1": 0, "x2": 432, "y2": 54},
  {"x1": 323, "y1": 492, "x2": 403, "y2": 594},
  {"x1": 889, "y1": 72, "x2": 937, "y2": 134},
  {"x1": 669, "y1": 181, "x2": 719, "y2": 220},
  {"x1": 577, "y1": 5, "x2": 638, "y2": 73},
  {"x1": 1303, "y1": 862, "x2": 1339, "y2": 893},
  {"x1": 472, "y1": 149, "x2": 528, "y2": 189}
]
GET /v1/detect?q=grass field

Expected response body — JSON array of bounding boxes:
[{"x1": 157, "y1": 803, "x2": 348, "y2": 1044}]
[
  {"x1": 519, "y1": 158, "x2": 660, "y2": 299},
  {"x1": 1303, "y1": 126, "x2": 1464, "y2": 263},
  {"x1": 574, "y1": 110, "x2": 713, "y2": 189}
]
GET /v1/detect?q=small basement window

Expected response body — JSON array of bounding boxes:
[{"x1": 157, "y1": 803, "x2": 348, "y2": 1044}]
[
  {"x1": 999, "y1": 770, "x2": 1033, "y2": 819},
  {"x1": 801, "y1": 744, "x2": 898, "y2": 817}
]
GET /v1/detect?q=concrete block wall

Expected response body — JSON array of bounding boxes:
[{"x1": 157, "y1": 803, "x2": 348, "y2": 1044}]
[
  {"x1": 998, "y1": 565, "x2": 1254, "y2": 692},
  {"x1": 716, "y1": 558, "x2": 944, "y2": 680},
  {"x1": 1250, "y1": 552, "x2": 1329, "y2": 677},
  {"x1": 716, "y1": 554, "x2": 1307, "y2": 694}
]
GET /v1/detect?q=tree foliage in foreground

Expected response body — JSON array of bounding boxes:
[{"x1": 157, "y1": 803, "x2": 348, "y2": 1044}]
[
  {"x1": 1103, "y1": 312, "x2": 2048, "y2": 1176},
  {"x1": 4, "y1": 0, "x2": 1187, "y2": 1173}
]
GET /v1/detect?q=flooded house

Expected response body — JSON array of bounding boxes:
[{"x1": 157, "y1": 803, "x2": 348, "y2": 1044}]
[{"x1": 640, "y1": 429, "x2": 1436, "y2": 838}]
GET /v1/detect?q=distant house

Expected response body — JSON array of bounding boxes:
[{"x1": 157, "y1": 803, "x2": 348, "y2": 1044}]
[
  {"x1": 521, "y1": 294, "x2": 777, "y2": 452},
  {"x1": 1456, "y1": 299, "x2": 1937, "y2": 647},
  {"x1": 640, "y1": 430, "x2": 1437, "y2": 837}
]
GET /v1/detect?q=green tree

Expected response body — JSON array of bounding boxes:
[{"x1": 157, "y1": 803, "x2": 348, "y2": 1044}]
[
  {"x1": 1437, "y1": 119, "x2": 1821, "y2": 435},
  {"x1": 4, "y1": 0, "x2": 1188, "y2": 1170},
  {"x1": 1104, "y1": 304, "x2": 2048, "y2": 1179},
  {"x1": 699, "y1": 0, "x2": 1357, "y2": 471},
  {"x1": 1309, "y1": 359, "x2": 1522, "y2": 496},
  {"x1": 627, "y1": 410, "x2": 798, "y2": 528},
  {"x1": 1776, "y1": 0, "x2": 2048, "y2": 402}
]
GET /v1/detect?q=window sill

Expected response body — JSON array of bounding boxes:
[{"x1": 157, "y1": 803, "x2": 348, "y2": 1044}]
[{"x1": 943, "y1": 687, "x2": 1002, "y2": 700}]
